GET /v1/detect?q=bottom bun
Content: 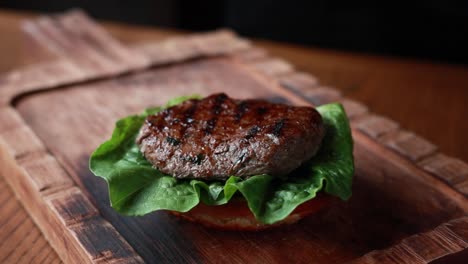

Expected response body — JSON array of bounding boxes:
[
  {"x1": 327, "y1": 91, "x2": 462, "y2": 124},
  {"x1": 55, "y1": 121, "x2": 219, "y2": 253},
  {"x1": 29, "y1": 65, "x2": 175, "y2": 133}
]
[{"x1": 170, "y1": 194, "x2": 332, "y2": 231}]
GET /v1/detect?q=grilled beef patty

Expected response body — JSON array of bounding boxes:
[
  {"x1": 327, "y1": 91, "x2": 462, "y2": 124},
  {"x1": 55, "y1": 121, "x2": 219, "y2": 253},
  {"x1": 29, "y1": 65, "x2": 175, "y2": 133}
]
[{"x1": 136, "y1": 93, "x2": 325, "y2": 180}]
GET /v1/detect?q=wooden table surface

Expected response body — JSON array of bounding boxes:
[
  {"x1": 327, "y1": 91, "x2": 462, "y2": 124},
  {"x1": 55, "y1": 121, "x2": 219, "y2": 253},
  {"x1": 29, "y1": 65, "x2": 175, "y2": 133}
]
[{"x1": 0, "y1": 9, "x2": 467, "y2": 263}]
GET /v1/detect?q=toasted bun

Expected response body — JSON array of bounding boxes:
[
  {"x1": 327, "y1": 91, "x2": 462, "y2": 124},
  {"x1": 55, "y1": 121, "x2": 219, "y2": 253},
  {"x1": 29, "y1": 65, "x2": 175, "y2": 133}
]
[{"x1": 170, "y1": 194, "x2": 332, "y2": 231}]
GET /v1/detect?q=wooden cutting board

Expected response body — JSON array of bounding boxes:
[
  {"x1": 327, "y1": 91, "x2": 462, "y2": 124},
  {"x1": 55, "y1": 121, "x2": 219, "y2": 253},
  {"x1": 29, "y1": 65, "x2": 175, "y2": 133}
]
[{"x1": 0, "y1": 10, "x2": 467, "y2": 264}]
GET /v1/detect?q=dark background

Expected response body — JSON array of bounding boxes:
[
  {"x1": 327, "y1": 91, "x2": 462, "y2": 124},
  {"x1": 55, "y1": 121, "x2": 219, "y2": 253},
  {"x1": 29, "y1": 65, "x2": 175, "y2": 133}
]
[{"x1": 2, "y1": 0, "x2": 468, "y2": 64}]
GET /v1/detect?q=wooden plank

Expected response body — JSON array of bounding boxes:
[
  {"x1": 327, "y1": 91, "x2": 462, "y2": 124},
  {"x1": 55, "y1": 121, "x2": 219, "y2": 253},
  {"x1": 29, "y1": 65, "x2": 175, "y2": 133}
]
[
  {"x1": 0, "y1": 208, "x2": 41, "y2": 262},
  {"x1": 18, "y1": 153, "x2": 74, "y2": 195},
  {"x1": 69, "y1": 218, "x2": 144, "y2": 264},
  {"x1": 0, "y1": 105, "x2": 144, "y2": 263},
  {"x1": 354, "y1": 114, "x2": 400, "y2": 139},
  {"x1": 276, "y1": 72, "x2": 342, "y2": 106},
  {"x1": 231, "y1": 47, "x2": 268, "y2": 62},
  {"x1": 353, "y1": 217, "x2": 468, "y2": 263},
  {"x1": 0, "y1": 176, "x2": 61, "y2": 264},
  {"x1": 271, "y1": 56, "x2": 468, "y2": 262},
  {"x1": 191, "y1": 29, "x2": 250, "y2": 56},
  {"x1": 278, "y1": 70, "x2": 366, "y2": 120},
  {"x1": 12, "y1": 58, "x2": 279, "y2": 263},
  {"x1": 46, "y1": 187, "x2": 100, "y2": 227},
  {"x1": 0, "y1": 107, "x2": 45, "y2": 158},
  {"x1": 21, "y1": 19, "x2": 73, "y2": 62},
  {"x1": 57, "y1": 10, "x2": 149, "y2": 69},
  {"x1": 135, "y1": 36, "x2": 207, "y2": 64},
  {"x1": 0, "y1": 107, "x2": 23, "y2": 133},
  {"x1": 340, "y1": 98, "x2": 369, "y2": 119},
  {"x1": 355, "y1": 245, "x2": 426, "y2": 264},
  {"x1": 445, "y1": 217, "x2": 468, "y2": 245},
  {"x1": 454, "y1": 181, "x2": 468, "y2": 197},
  {"x1": 1, "y1": 10, "x2": 467, "y2": 263},
  {"x1": 15, "y1": 228, "x2": 60, "y2": 263},
  {"x1": 0, "y1": 148, "x2": 143, "y2": 263},
  {"x1": 1, "y1": 16, "x2": 250, "y2": 106},
  {"x1": 37, "y1": 15, "x2": 115, "y2": 72},
  {"x1": 357, "y1": 129, "x2": 467, "y2": 210},
  {"x1": 11, "y1": 59, "x2": 352, "y2": 263},
  {"x1": 22, "y1": 9, "x2": 149, "y2": 73},
  {"x1": 301, "y1": 86, "x2": 342, "y2": 105},
  {"x1": 0, "y1": 60, "x2": 85, "y2": 106},
  {"x1": 135, "y1": 29, "x2": 250, "y2": 65},
  {"x1": 379, "y1": 130, "x2": 438, "y2": 162},
  {"x1": 14, "y1": 57, "x2": 468, "y2": 263},
  {"x1": 419, "y1": 154, "x2": 468, "y2": 186},
  {"x1": 279, "y1": 72, "x2": 319, "y2": 93},
  {"x1": 1, "y1": 222, "x2": 42, "y2": 263},
  {"x1": 247, "y1": 58, "x2": 294, "y2": 77},
  {"x1": 404, "y1": 224, "x2": 468, "y2": 261}
]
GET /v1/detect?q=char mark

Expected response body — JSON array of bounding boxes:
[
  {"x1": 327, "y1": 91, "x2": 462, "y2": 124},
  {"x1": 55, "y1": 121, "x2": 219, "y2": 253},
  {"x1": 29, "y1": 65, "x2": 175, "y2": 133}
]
[
  {"x1": 166, "y1": 136, "x2": 181, "y2": 146},
  {"x1": 205, "y1": 118, "x2": 217, "y2": 135},
  {"x1": 212, "y1": 93, "x2": 228, "y2": 115},
  {"x1": 271, "y1": 118, "x2": 286, "y2": 137},
  {"x1": 183, "y1": 100, "x2": 199, "y2": 122},
  {"x1": 235, "y1": 101, "x2": 249, "y2": 122},
  {"x1": 148, "y1": 109, "x2": 170, "y2": 130},
  {"x1": 179, "y1": 99, "x2": 200, "y2": 139},
  {"x1": 180, "y1": 153, "x2": 205, "y2": 165},
  {"x1": 204, "y1": 94, "x2": 227, "y2": 134},
  {"x1": 245, "y1": 125, "x2": 260, "y2": 139},
  {"x1": 256, "y1": 106, "x2": 268, "y2": 115}
]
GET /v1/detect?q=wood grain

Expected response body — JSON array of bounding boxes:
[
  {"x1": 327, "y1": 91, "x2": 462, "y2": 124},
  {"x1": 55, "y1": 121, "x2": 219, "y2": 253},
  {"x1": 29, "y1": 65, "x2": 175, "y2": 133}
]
[
  {"x1": 340, "y1": 98, "x2": 369, "y2": 119},
  {"x1": 19, "y1": 154, "x2": 74, "y2": 194},
  {"x1": 352, "y1": 217, "x2": 468, "y2": 263},
  {"x1": 353, "y1": 114, "x2": 400, "y2": 139},
  {"x1": 0, "y1": 10, "x2": 250, "y2": 107},
  {"x1": 379, "y1": 130, "x2": 438, "y2": 162},
  {"x1": 279, "y1": 72, "x2": 319, "y2": 94},
  {"x1": 14, "y1": 56, "x2": 468, "y2": 262},
  {"x1": 0, "y1": 121, "x2": 144, "y2": 263},
  {"x1": 0, "y1": 9, "x2": 467, "y2": 264},
  {"x1": 0, "y1": 175, "x2": 61, "y2": 263},
  {"x1": 419, "y1": 154, "x2": 468, "y2": 196}
]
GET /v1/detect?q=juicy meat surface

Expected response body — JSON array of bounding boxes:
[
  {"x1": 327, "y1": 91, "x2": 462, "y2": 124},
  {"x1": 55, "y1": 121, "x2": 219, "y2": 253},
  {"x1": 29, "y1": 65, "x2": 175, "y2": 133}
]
[{"x1": 136, "y1": 93, "x2": 325, "y2": 180}]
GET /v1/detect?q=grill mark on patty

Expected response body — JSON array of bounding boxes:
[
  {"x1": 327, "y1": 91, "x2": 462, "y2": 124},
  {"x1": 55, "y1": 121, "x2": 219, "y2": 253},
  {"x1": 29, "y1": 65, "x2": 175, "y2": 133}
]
[
  {"x1": 152, "y1": 109, "x2": 170, "y2": 130},
  {"x1": 181, "y1": 100, "x2": 201, "y2": 134},
  {"x1": 180, "y1": 99, "x2": 200, "y2": 135},
  {"x1": 166, "y1": 136, "x2": 181, "y2": 146},
  {"x1": 204, "y1": 94, "x2": 227, "y2": 135},
  {"x1": 137, "y1": 93, "x2": 326, "y2": 180},
  {"x1": 184, "y1": 101, "x2": 199, "y2": 121},
  {"x1": 271, "y1": 118, "x2": 286, "y2": 137},
  {"x1": 164, "y1": 99, "x2": 201, "y2": 163},
  {"x1": 235, "y1": 101, "x2": 249, "y2": 122},
  {"x1": 205, "y1": 119, "x2": 217, "y2": 135},
  {"x1": 256, "y1": 106, "x2": 268, "y2": 115},
  {"x1": 252, "y1": 105, "x2": 269, "y2": 119},
  {"x1": 213, "y1": 93, "x2": 228, "y2": 114},
  {"x1": 245, "y1": 125, "x2": 260, "y2": 139}
]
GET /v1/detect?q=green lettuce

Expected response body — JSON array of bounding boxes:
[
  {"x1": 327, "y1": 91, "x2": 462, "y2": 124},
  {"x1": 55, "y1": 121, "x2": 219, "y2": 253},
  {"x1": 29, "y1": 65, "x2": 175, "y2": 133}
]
[{"x1": 89, "y1": 96, "x2": 354, "y2": 224}]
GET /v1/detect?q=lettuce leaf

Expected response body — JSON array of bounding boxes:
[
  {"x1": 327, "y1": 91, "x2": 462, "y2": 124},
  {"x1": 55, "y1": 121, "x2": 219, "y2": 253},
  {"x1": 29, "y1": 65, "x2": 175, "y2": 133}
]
[{"x1": 89, "y1": 96, "x2": 354, "y2": 224}]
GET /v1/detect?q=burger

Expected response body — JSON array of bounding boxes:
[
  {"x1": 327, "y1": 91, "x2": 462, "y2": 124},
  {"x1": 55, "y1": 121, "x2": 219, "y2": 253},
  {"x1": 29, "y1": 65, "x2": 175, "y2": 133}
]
[{"x1": 90, "y1": 93, "x2": 354, "y2": 230}]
